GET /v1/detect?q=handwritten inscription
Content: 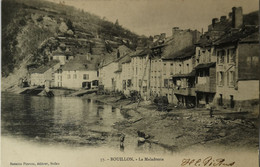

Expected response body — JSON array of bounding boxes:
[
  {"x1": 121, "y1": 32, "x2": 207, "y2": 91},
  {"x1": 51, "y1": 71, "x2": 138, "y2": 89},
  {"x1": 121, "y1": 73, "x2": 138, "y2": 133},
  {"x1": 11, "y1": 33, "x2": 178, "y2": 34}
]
[{"x1": 181, "y1": 156, "x2": 235, "y2": 166}]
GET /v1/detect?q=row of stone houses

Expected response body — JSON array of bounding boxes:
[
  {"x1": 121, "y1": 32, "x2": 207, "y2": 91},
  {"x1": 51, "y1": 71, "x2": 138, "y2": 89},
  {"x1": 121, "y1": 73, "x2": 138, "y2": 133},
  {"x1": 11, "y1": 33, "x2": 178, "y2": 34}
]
[
  {"x1": 30, "y1": 53, "x2": 100, "y2": 90},
  {"x1": 98, "y1": 7, "x2": 259, "y2": 110}
]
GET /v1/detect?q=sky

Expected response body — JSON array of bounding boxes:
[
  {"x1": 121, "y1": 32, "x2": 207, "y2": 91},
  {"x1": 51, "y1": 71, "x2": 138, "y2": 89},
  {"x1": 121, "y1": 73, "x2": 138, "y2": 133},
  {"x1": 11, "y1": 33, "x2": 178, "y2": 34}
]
[{"x1": 49, "y1": 0, "x2": 259, "y2": 36}]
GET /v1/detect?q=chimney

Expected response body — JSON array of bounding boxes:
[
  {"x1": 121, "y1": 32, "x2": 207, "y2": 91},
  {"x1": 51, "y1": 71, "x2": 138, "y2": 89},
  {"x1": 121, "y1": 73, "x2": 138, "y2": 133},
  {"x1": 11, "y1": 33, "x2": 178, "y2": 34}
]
[
  {"x1": 160, "y1": 33, "x2": 166, "y2": 39},
  {"x1": 212, "y1": 18, "x2": 219, "y2": 28},
  {"x1": 228, "y1": 12, "x2": 232, "y2": 20},
  {"x1": 153, "y1": 35, "x2": 160, "y2": 42},
  {"x1": 220, "y1": 16, "x2": 227, "y2": 22},
  {"x1": 172, "y1": 27, "x2": 180, "y2": 36},
  {"x1": 232, "y1": 7, "x2": 243, "y2": 28}
]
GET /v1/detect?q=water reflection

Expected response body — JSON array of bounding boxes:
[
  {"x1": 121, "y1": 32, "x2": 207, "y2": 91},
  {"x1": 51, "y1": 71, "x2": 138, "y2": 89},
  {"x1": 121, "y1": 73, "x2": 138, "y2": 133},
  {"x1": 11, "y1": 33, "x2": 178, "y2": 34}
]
[
  {"x1": 1, "y1": 93, "x2": 123, "y2": 146},
  {"x1": 1, "y1": 92, "x2": 173, "y2": 154}
]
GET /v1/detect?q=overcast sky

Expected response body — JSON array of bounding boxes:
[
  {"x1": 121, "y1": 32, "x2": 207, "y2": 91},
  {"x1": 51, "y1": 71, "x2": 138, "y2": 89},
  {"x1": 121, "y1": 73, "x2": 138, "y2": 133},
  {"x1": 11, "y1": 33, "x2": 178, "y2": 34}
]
[{"x1": 50, "y1": 0, "x2": 259, "y2": 36}]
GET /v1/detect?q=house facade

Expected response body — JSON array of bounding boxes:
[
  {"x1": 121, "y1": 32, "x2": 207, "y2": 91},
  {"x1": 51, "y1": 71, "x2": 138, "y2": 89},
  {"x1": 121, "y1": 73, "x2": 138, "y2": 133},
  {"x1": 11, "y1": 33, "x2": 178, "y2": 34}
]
[
  {"x1": 121, "y1": 60, "x2": 132, "y2": 95},
  {"x1": 99, "y1": 62, "x2": 118, "y2": 91},
  {"x1": 214, "y1": 30, "x2": 259, "y2": 110},
  {"x1": 57, "y1": 55, "x2": 99, "y2": 89},
  {"x1": 171, "y1": 47, "x2": 196, "y2": 106},
  {"x1": 98, "y1": 45, "x2": 133, "y2": 92},
  {"x1": 61, "y1": 70, "x2": 98, "y2": 89},
  {"x1": 130, "y1": 49, "x2": 151, "y2": 100},
  {"x1": 30, "y1": 60, "x2": 61, "y2": 87},
  {"x1": 150, "y1": 29, "x2": 200, "y2": 104},
  {"x1": 194, "y1": 41, "x2": 217, "y2": 107},
  {"x1": 52, "y1": 52, "x2": 74, "y2": 65}
]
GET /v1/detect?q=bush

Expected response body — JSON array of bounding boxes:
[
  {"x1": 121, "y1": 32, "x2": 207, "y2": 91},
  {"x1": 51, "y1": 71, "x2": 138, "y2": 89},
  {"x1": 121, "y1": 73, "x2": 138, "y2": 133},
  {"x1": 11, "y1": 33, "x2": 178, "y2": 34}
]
[{"x1": 154, "y1": 96, "x2": 168, "y2": 111}]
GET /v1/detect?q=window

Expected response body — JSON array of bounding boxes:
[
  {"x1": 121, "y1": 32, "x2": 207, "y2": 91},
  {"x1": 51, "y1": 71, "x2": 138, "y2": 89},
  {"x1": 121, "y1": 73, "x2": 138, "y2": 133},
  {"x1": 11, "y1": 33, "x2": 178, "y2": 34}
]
[
  {"x1": 218, "y1": 72, "x2": 224, "y2": 86},
  {"x1": 67, "y1": 74, "x2": 71, "y2": 79},
  {"x1": 122, "y1": 80, "x2": 126, "y2": 90},
  {"x1": 218, "y1": 50, "x2": 225, "y2": 63},
  {"x1": 127, "y1": 79, "x2": 131, "y2": 87},
  {"x1": 169, "y1": 79, "x2": 173, "y2": 88},
  {"x1": 163, "y1": 63, "x2": 166, "y2": 75},
  {"x1": 229, "y1": 71, "x2": 235, "y2": 87},
  {"x1": 83, "y1": 74, "x2": 89, "y2": 80},
  {"x1": 73, "y1": 74, "x2": 77, "y2": 79},
  {"x1": 138, "y1": 79, "x2": 142, "y2": 87},
  {"x1": 227, "y1": 50, "x2": 230, "y2": 63},
  {"x1": 230, "y1": 49, "x2": 236, "y2": 63},
  {"x1": 219, "y1": 94, "x2": 223, "y2": 106},
  {"x1": 164, "y1": 79, "x2": 168, "y2": 88}
]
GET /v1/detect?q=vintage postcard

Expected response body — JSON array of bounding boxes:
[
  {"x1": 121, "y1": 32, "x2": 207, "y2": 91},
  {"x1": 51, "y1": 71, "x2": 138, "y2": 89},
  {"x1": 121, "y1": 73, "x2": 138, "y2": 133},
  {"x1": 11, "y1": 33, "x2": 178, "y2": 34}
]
[{"x1": 1, "y1": 0, "x2": 259, "y2": 167}]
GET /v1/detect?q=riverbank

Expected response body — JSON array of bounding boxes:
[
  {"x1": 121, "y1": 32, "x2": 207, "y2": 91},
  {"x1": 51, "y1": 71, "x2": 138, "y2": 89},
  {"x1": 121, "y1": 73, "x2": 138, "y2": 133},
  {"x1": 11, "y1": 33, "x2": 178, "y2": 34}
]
[{"x1": 82, "y1": 93, "x2": 259, "y2": 152}]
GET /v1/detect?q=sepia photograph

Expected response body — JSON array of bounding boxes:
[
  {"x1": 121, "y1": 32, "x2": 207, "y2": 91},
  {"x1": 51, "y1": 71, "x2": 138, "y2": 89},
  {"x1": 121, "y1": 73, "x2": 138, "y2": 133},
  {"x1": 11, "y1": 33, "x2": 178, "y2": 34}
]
[{"x1": 1, "y1": 0, "x2": 259, "y2": 166}]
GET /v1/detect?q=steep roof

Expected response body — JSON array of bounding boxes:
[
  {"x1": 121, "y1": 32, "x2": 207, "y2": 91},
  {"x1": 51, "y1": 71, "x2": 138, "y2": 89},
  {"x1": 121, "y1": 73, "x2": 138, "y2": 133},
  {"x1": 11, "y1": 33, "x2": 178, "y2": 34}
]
[
  {"x1": 100, "y1": 45, "x2": 132, "y2": 67},
  {"x1": 195, "y1": 62, "x2": 216, "y2": 69},
  {"x1": 159, "y1": 33, "x2": 197, "y2": 60},
  {"x1": 195, "y1": 35, "x2": 213, "y2": 47},
  {"x1": 211, "y1": 20, "x2": 232, "y2": 32},
  {"x1": 162, "y1": 46, "x2": 195, "y2": 60},
  {"x1": 62, "y1": 55, "x2": 97, "y2": 71},
  {"x1": 213, "y1": 26, "x2": 258, "y2": 46},
  {"x1": 31, "y1": 60, "x2": 60, "y2": 74},
  {"x1": 239, "y1": 31, "x2": 259, "y2": 43},
  {"x1": 130, "y1": 48, "x2": 150, "y2": 57}
]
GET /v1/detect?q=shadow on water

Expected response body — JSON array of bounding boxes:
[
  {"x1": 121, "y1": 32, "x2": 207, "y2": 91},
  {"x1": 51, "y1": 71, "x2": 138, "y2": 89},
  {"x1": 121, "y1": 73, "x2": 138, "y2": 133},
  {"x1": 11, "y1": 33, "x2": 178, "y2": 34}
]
[{"x1": 1, "y1": 92, "x2": 174, "y2": 154}]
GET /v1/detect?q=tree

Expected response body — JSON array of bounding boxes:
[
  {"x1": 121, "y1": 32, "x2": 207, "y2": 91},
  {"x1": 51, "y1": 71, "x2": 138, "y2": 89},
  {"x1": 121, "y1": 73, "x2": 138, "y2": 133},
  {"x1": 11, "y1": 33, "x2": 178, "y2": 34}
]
[
  {"x1": 115, "y1": 19, "x2": 119, "y2": 26},
  {"x1": 66, "y1": 19, "x2": 74, "y2": 31}
]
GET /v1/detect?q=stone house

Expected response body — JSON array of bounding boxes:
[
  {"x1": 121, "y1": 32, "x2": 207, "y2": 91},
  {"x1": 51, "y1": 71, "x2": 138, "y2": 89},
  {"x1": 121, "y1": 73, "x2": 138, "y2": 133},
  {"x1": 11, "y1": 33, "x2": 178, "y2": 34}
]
[
  {"x1": 171, "y1": 46, "x2": 196, "y2": 106},
  {"x1": 194, "y1": 37, "x2": 217, "y2": 107},
  {"x1": 119, "y1": 59, "x2": 132, "y2": 95},
  {"x1": 57, "y1": 55, "x2": 99, "y2": 89},
  {"x1": 214, "y1": 28, "x2": 259, "y2": 110},
  {"x1": 98, "y1": 45, "x2": 132, "y2": 91},
  {"x1": 130, "y1": 49, "x2": 151, "y2": 100},
  {"x1": 30, "y1": 60, "x2": 61, "y2": 87},
  {"x1": 150, "y1": 29, "x2": 200, "y2": 104},
  {"x1": 52, "y1": 51, "x2": 74, "y2": 65}
]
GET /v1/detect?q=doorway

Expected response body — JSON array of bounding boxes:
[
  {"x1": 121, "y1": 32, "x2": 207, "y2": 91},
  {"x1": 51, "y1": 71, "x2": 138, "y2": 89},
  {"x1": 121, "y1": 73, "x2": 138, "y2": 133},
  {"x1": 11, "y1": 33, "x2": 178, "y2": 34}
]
[
  {"x1": 230, "y1": 95, "x2": 234, "y2": 108},
  {"x1": 219, "y1": 94, "x2": 223, "y2": 106}
]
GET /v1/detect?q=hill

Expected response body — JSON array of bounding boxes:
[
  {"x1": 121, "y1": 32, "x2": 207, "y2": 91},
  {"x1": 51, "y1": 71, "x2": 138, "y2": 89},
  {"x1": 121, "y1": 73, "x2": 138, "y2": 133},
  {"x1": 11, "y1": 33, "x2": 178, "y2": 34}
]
[{"x1": 1, "y1": 0, "x2": 150, "y2": 79}]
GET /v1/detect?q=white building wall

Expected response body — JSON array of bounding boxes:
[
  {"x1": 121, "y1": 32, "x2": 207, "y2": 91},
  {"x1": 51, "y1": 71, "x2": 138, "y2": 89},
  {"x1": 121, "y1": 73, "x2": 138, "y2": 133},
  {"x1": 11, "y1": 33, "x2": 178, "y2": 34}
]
[
  {"x1": 99, "y1": 62, "x2": 118, "y2": 91},
  {"x1": 131, "y1": 55, "x2": 150, "y2": 98},
  {"x1": 217, "y1": 80, "x2": 259, "y2": 101},
  {"x1": 150, "y1": 59, "x2": 163, "y2": 95},
  {"x1": 53, "y1": 55, "x2": 66, "y2": 65},
  {"x1": 62, "y1": 70, "x2": 98, "y2": 89},
  {"x1": 31, "y1": 73, "x2": 45, "y2": 86},
  {"x1": 31, "y1": 63, "x2": 60, "y2": 87},
  {"x1": 121, "y1": 62, "x2": 132, "y2": 95},
  {"x1": 237, "y1": 80, "x2": 259, "y2": 100}
]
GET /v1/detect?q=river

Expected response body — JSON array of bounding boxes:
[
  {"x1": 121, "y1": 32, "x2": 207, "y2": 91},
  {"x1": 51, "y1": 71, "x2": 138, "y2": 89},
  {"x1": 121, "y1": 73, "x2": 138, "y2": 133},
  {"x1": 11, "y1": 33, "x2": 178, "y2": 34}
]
[
  {"x1": 1, "y1": 92, "x2": 172, "y2": 154},
  {"x1": 1, "y1": 93, "x2": 258, "y2": 167}
]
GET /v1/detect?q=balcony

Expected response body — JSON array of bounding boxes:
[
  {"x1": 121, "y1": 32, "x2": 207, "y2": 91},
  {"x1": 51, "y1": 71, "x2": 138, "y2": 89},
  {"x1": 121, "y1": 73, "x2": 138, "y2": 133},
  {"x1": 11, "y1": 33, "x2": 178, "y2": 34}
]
[
  {"x1": 196, "y1": 77, "x2": 216, "y2": 93},
  {"x1": 173, "y1": 87, "x2": 196, "y2": 96}
]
